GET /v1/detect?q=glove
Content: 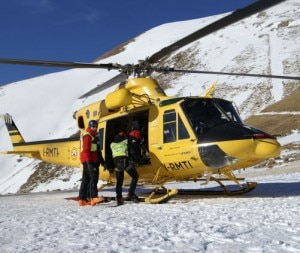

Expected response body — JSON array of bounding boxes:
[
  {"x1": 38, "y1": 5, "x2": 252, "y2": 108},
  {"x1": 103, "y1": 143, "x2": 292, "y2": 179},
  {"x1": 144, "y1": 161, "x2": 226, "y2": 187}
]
[{"x1": 87, "y1": 162, "x2": 96, "y2": 172}]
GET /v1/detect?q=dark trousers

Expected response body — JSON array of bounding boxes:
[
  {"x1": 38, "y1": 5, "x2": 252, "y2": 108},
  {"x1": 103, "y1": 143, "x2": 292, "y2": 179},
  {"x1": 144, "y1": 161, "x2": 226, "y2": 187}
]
[
  {"x1": 79, "y1": 162, "x2": 98, "y2": 200},
  {"x1": 114, "y1": 157, "x2": 139, "y2": 198}
]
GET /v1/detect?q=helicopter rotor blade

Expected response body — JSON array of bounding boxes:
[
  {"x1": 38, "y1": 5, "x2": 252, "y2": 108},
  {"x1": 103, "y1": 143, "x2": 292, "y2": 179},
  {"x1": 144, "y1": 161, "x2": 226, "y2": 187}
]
[
  {"x1": 0, "y1": 57, "x2": 129, "y2": 99},
  {"x1": 160, "y1": 68, "x2": 300, "y2": 81},
  {"x1": 147, "y1": 0, "x2": 286, "y2": 64},
  {"x1": 78, "y1": 73, "x2": 128, "y2": 99},
  {"x1": 0, "y1": 58, "x2": 117, "y2": 70}
]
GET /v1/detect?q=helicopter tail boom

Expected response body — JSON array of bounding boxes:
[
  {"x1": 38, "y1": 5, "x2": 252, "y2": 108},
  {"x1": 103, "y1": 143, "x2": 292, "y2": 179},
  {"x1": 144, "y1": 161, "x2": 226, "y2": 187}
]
[
  {"x1": 1, "y1": 113, "x2": 42, "y2": 159},
  {"x1": 1, "y1": 114, "x2": 81, "y2": 167}
]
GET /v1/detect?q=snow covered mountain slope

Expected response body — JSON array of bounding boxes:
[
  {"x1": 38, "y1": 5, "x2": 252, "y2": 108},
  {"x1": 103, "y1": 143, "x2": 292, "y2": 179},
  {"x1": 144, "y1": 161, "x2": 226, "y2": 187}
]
[{"x1": 0, "y1": 0, "x2": 299, "y2": 194}]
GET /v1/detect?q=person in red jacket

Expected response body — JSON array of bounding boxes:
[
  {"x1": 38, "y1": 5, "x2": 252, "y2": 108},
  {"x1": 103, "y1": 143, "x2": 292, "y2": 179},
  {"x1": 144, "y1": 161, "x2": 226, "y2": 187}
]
[{"x1": 78, "y1": 120, "x2": 104, "y2": 206}]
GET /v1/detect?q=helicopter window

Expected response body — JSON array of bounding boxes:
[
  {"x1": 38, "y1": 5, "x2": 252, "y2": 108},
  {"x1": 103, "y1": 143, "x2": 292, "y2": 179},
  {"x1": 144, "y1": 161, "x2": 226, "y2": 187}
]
[
  {"x1": 163, "y1": 110, "x2": 176, "y2": 143},
  {"x1": 215, "y1": 100, "x2": 242, "y2": 123},
  {"x1": 163, "y1": 110, "x2": 189, "y2": 143},
  {"x1": 181, "y1": 98, "x2": 242, "y2": 135},
  {"x1": 178, "y1": 115, "x2": 189, "y2": 139},
  {"x1": 77, "y1": 116, "x2": 85, "y2": 129}
]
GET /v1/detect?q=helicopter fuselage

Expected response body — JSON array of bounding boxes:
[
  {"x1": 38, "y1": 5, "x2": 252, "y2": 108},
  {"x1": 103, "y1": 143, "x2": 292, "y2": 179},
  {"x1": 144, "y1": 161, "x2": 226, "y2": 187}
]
[{"x1": 2, "y1": 78, "x2": 281, "y2": 187}]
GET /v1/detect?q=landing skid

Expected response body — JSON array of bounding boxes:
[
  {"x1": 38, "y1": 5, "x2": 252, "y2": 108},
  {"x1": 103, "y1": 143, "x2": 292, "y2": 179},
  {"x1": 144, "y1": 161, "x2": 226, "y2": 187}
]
[
  {"x1": 177, "y1": 182, "x2": 257, "y2": 195},
  {"x1": 157, "y1": 182, "x2": 257, "y2": 196},
  {"x1": 96, "y1": 178, "x2": 257, "y2": 204},
  {"x1": 145, "y1": 187, "x2": 178, "y2": 204}
]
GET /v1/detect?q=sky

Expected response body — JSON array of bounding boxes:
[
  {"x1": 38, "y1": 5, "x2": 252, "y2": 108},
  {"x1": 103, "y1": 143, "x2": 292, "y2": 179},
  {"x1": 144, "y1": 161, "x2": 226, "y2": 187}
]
[{"x1": 0, "y1": 0, "x2": 256, "y2": 86}]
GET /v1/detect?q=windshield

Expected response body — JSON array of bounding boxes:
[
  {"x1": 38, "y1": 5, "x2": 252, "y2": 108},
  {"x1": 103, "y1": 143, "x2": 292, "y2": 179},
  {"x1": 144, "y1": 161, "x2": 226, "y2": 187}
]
[
  {"x1": 216, "y1": 99, "x2": 242, "y2": 123},
  {"x1": 181, "y1": 98, "x2": 242, "y2": 135}
]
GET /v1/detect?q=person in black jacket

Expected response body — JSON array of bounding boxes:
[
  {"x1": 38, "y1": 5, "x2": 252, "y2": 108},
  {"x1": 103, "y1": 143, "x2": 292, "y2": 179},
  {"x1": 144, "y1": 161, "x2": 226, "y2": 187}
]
[{"x1": 128, "y1": 120, "x2": 142, "y2": 164}]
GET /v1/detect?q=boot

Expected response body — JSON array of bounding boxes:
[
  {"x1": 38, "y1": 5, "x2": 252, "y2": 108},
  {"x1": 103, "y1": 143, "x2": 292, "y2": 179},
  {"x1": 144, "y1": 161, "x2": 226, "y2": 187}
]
[
  {"x1": 117, "y1": 197, "x2": 124, "y2": 206},
  {"x1": 78, "y1": 199, "x2": 90, "y2": 206},
  {"x1": 91, "y1": 196, "x2": 104, "y2": 206},
  {"x1": 127, "y1": 193, "x2": 139, "y2": 203}
]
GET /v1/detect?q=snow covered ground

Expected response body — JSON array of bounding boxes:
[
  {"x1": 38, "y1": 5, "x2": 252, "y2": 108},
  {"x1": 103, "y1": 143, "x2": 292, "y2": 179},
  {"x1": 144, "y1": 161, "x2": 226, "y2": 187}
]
[{"x1": 0, "y1": 159, "x2": 299, "y2": 253}]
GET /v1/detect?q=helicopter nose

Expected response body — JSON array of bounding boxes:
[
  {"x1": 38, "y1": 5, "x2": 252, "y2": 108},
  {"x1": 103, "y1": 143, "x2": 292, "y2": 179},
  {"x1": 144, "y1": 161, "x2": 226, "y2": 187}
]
[{"x1": 254, "y1": 139, "x2": 281, "y2": 159}]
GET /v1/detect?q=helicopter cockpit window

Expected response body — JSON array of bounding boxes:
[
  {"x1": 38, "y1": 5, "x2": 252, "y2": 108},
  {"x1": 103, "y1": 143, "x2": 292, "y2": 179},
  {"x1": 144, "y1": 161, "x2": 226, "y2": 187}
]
[
  {"x1": 163, "y1": 109, "x2": 189, "y2": 143},
  {"x1": 178, "y1": 115, "x2": 189, "y2": 139},
  {"x1": 181, "y1": 98, "x2": 242, "y2": 136},
  {"x1": 216, "y1": 99, "x2": 242, "y2": 123}
]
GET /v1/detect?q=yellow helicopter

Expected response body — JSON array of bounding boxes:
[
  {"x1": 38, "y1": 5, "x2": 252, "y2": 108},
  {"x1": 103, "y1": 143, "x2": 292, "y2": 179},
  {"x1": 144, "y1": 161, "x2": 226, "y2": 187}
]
[{"x1": 0, "y1": 0, "x2": 299, "y2": 203}]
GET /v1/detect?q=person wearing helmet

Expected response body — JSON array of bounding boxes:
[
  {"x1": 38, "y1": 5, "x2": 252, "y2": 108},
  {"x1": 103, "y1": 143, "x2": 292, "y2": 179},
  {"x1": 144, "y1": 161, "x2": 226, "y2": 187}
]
[
  {"x1": 128, "y1": 120, "x2": 142, "y2": 163},
  {"x1": 128, "y1": 120, "x2": 150, "y2": 165},
  {"x1": 110, "y1": 131, "x2": 139, "y2": 205},
  {"x1": 78, "y1": 120, "x2": 105, "y2": 206}
]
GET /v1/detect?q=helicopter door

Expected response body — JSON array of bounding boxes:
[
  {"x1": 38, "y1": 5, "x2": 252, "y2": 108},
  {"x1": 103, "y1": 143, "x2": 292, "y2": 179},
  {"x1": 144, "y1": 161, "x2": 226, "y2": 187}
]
[{"x1": 159, "y1": 109, "x2": 196, "y2": 175}]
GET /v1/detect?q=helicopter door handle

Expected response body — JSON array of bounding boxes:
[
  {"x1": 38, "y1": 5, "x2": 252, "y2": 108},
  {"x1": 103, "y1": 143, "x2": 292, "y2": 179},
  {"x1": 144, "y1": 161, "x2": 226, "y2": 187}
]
[{"x1": 153, "y1": 145, "x2": 162, "y2": 150}]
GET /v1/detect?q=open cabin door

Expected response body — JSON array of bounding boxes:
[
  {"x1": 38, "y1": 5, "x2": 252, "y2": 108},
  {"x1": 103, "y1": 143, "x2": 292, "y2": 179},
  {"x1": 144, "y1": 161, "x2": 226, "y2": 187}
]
[{"x1": 98, "y1": 110, "x2": 150, "y2": 171}]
